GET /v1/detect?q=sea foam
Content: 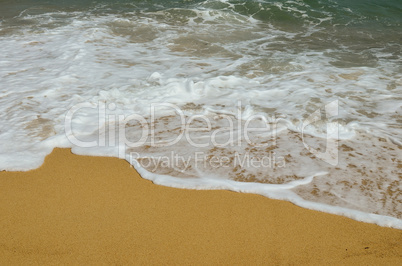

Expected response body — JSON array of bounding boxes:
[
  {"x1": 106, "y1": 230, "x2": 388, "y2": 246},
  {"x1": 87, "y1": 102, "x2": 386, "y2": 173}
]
[{"x1": 0, "y1": 1, "x2": 401, "y2": 228}]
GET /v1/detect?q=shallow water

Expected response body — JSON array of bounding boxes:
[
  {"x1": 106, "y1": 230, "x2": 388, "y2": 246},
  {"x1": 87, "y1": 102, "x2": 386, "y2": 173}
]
[{"x1": 0, "y1": 0, "x2": 401, "y2": 228}]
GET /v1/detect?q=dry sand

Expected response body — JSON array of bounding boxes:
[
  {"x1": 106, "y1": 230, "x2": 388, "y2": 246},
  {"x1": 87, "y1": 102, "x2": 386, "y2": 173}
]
[{"x1": 0, "y1": 148, "x2": 401, "y2": 264}]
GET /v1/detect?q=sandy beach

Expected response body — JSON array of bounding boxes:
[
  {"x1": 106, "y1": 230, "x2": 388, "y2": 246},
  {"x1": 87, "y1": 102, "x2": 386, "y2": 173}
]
[{"x1": 0, "y1": 148, "x2": 400, "y2": 264}]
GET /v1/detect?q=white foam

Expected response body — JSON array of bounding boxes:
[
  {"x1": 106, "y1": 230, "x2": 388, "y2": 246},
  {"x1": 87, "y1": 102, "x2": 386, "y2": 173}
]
[
  {"x1": 0, "y1": 5, "x2": 401, "y2": 228},
  {"x1": 133, "y1": 161, "x2": 402, "y2": 229}
]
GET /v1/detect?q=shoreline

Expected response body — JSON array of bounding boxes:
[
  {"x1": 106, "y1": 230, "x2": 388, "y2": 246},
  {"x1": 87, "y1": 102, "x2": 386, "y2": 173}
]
[{"x1": 0, "y1": 148, "x2": 401, "y2": 264}]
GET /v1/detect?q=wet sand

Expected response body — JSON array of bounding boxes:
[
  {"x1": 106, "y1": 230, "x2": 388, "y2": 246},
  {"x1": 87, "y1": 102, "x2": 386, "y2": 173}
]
[{"x1": 0, "y1": 148, "x2": 401, "y2": 264}]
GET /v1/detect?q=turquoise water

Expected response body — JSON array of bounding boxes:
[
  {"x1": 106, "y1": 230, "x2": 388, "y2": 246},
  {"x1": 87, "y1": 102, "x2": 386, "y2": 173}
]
[
  {"x1": 1, "y1": 0, "x2": 401, "y2": 67},
  {"x1": 0, "y1": 0, "x2": 401, "y2": 228}
]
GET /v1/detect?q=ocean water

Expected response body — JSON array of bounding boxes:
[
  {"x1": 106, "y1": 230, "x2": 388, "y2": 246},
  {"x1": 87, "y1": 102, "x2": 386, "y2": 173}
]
[{"x1": 0, "y1": 0, "x2": 401, "y2": 228}]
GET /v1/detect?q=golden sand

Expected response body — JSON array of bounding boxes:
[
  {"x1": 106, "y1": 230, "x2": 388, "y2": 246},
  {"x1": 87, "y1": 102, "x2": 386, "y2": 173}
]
[{"x1": 0, "y1": 148, "x2": 401, "y2": 264}]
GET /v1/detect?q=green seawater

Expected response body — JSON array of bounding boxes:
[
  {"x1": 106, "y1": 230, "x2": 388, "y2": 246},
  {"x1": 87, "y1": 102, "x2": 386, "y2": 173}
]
[
  {"x1": 1, "y1": 0, "x2": 401, "y2": 68},
  {"x1": 1, "y1": 0, "x2": 401, "y2": 25}
]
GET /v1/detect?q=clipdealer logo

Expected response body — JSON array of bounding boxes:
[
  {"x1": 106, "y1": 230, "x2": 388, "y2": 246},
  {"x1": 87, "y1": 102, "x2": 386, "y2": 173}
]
[{"x1": 65, "y1": 100, "x2": 339, "y2": 167}]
